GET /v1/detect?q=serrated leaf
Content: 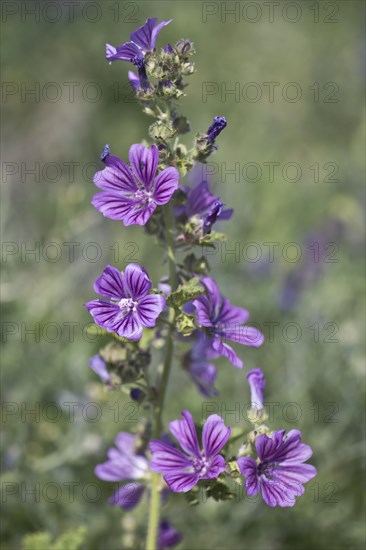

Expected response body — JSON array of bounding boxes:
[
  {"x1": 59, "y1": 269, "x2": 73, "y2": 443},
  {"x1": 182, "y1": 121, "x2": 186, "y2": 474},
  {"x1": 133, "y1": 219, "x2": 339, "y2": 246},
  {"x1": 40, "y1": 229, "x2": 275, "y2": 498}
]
[
  {"x1": 202, "y1": 478, "x2": 236, "y2": 502},
  {"x1": 167, "y1": 277, "x2": 205, "y2": 308}
]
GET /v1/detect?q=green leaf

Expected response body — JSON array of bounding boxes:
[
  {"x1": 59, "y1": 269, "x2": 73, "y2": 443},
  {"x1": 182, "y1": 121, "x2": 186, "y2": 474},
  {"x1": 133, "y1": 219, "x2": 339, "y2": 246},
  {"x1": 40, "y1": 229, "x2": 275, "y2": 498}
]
[
  {"x1": 52, "y1": 527, "x2": 87, "y2": 550},
  {"x1": 202, "y1": 478, "x2": 236, "y2": 502},
  {"x1": 22, "y1": 528, "x2": 87, "y2": 550},
  {"x1": 167, "y1": 277, "x2": 205, "y2": 308},
  {"x1": 22, "y1": 533, "x2": 52, "y2": 550}
]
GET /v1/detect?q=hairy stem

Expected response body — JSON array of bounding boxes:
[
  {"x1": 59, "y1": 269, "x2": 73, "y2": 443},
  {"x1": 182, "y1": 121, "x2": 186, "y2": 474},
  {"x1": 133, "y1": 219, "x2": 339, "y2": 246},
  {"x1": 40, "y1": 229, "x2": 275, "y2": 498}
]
[{"x1": 146, "y1": 202, "x2": 178, "y2": 550}]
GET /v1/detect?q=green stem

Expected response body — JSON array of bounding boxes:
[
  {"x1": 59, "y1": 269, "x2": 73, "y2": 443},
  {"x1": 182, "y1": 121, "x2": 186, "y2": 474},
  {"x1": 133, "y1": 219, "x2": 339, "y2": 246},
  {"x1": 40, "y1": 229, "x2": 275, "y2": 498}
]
[
  {"x1": 146, "y1": 472, "x2": 161, "y2": 550},
  {"x1": 146, "y1": 202, "x2": 178, "y2": 550}
]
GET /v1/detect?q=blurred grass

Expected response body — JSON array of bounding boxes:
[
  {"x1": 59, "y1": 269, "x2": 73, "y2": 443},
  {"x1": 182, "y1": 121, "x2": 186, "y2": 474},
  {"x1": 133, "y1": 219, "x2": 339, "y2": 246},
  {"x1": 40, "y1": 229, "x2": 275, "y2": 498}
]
[{"x1": 1, "y1": 1, "x2": 365, "y2": 549}]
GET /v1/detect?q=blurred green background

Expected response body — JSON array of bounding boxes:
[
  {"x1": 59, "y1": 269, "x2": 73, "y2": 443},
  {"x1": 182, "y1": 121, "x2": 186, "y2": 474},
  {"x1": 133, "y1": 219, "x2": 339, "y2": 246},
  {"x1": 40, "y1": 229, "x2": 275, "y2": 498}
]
[{"x1": 1, "y1": 1, "x2": 365, "y2": 549}]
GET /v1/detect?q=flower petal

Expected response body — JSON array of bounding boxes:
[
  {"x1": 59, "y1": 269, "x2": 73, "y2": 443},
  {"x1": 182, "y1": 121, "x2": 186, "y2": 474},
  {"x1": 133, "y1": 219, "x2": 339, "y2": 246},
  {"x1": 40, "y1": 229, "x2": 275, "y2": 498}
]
[
  {"x1": 93, "y1": 159, "x2": 138, "y2": 193},
  {"x1": 153, "y1": 167, "x2": 180, "y2": 205},
  {"x1": 218, "y1": 298, "x2": 250, "y2": 325},
  {"x1": 93, "y1": 264, "x2": 126, "y2": 300},
  {"x1": 238, "y1": 458, "x2": 261, "y2": 497},
  {"x1": 270, "y1": 430, "x2": 311, "y2": 463},
  {"x1": 123, "y1": 201, "x2": 157, "y2": 226},
  {"x1": 247, "y1": 368, "x2": 266, "y2": 409},
  {"x1": 192, "y1": 295, "x2": 214, "y2": 327},
  {"x1": 89, "y1": 355, "x2": 110, "y2": 383},
  {"x1": 91, "y1": 192, "x2": 138, "y2": 221},
  {"x1": 85, "y1": 299, "x2": 120, "y2": 330},
  {"x1": 106, "y1": 41, "x2": 140, "y2": 62},
  {"x1": 203, "y1": 454, "x2": 226, "y2": 479},
  {"x1": 158, "y1": 520, "x2": 183, "y2": 549},
  {"x1": 221, "y1": 325, "x2": 265, "y2": 348},
  {"x1": 212, "y1": 338, "x2": 243, "y2": 369},
  {"x1": 168, "y1": 410, "x2": 201, "y2": 458},
  {"x1": 202, "y1": 414, "x2": 231, "y2": 459},
  {"x1": 109, "y1": 483, "x2": 145, "y2": 510},
  {"x1": 237, "y1": 456, "x2": 257, "y2": 476},
  {"x1": 137, "y1": 294, "x2": 166, "y2": 328},
  {"x1": 188, "y1": 360, "x2": 218, "y2": 397},
  {"x1": 275, "y1": 463, "x2": 317, "y2": 485},
  {"x1": 150, "y1": 19, "x2": 173, "y2": 49},
  {"x1": 186, "y1": 180, "x2": 215, "y2": 217},
  {"x1": 201, "y1": 276, "x2": 221, "y2": 312},
  {"x1": 261, "y1": 478, "x2": 296, "y2": 508},
  {"x1": 218, "y1": 207, "x2": 233, "y2": 220},
  {"x1": 130, "y1": 18, "x2": 157, "y2": 51},
  {"x1": 123, "y1": 263, "x2": 151, "y2": 300},
  {"x1": 129, "y1": 144, "x2": 158, "y2": 190},
  {"x1": 149, "y1": 440, "x2": 192, "y2": 472},
  {"x1": 128, "y1": 71, "x2": 140, "y2": 91},
  {"x1": 164, "y1": 472, "x2": 199, "y2": 493},
  {"x1": 255, "y1": 434, "x2": 279, "y2": 462},
  {"x1": 112, "y1": 311, "x2": 143, "y2": 340},
  {"x1": 115, "y1": 432, "x2": 136, "y2": 455},
  {"x1": 237, "y1": 457, "x2": 261, "y2": 497}
]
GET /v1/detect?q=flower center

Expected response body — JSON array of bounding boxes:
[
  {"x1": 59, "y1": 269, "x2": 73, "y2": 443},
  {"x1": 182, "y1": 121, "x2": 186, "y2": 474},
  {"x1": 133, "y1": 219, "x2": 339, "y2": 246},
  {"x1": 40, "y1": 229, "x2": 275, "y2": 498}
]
[
  {"x1": 192, "y1": 455, "x2": 210, "y2": 477},
  {"x1": 135, "y1": 189, "x2": 154, "y2": 205},
  {"x1": 258, "y1": 462, "x2": 278, "y2": 480},
  {"x1": 118, "y1": 298, "x2": 138, "y2": 313}
]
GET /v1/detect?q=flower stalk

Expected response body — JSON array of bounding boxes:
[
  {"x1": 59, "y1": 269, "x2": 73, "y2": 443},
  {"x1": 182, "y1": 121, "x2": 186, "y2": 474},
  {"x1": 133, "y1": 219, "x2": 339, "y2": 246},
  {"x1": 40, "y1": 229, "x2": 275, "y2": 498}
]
[{"x1": 147, "y1": 203, "x2": 178, "y2": 549}]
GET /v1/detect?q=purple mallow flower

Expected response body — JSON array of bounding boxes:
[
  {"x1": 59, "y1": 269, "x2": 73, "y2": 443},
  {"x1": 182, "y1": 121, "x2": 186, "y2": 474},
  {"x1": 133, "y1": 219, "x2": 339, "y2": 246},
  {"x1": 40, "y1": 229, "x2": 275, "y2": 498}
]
[
  {"x1": 182, "y1": 177, "x2": 233, "y2": 231},
  {"x1": 247, "y1": 368, "x2": 266, "y2": 409},
  {"x1": 85, "y1": 263, "x2": 165, "y2": 340},
  {"x1": 149, "y1": 410, "x2": 230, "y2": 492},
  {"x1": 95, "y1": 432, "x2": 149, "y2": 510},
  {"x1": 192, "y1": 277, "x2": 264, "y2": 369},
  {"x1": 206, "y1": 116, "x2": 227, "y2": 143},
  {"x1": 237, "y1": 430, "x2": 317, "y2": 508},
  {"x1": 183, "y1": 337, "x2": 218, "y2": 397},
  {"x1": 132, "y1": 54, "x2": 150, "y2": 91},
  {"x1": 92, "y1": 144, "x2": 179, "y2": 226},
  {"x1": 128, "y1": 70, "x2": 140, "y2": 91},
  {"x1": 158, "y1": 520, "x2": 183, "y2": 549},
  {"x1": 106, "y1": 17, "x2": 172, "y2": 63},
  {"x1": 89, "y1": 354, "x2": 111, "y2": 384},
  {"x1": 177, "y1": 164, "x2": 233, "y2": 234}
]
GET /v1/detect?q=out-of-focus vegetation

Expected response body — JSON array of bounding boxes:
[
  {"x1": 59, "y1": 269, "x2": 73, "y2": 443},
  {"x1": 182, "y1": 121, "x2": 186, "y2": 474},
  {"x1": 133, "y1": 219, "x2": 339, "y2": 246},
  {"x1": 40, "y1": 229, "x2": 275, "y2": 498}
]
[{"x1": 1, "y1": 1, "x2": 364, "y2": 549}]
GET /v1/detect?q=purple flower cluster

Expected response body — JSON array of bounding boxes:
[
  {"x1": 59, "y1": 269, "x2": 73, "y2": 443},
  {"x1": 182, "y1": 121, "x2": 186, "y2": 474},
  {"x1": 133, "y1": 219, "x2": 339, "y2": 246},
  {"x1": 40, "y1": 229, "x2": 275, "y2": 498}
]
[
  {"x1": 88, "y1": 18, "x2": 317, "y2": 544},
  {"x1": 149, "y1": 411, "x2": 230, "y2": 492}
]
